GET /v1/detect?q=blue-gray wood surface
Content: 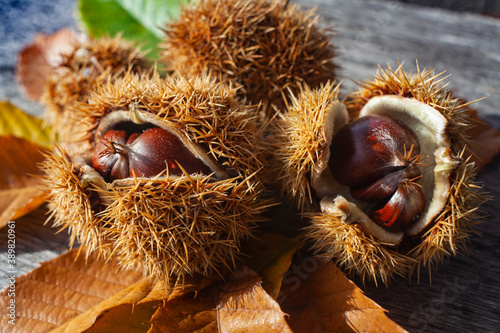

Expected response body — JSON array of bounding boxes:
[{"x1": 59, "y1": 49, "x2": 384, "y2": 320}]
[{"x1": 0, "y1": 0, "x2": 499, "y2": 332}]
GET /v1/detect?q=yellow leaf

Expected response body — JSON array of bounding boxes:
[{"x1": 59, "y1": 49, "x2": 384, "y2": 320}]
[
  {"x1": 281, "y1": 260, "x2": 408, "y2": 333},
  {"x1": 0, "y1": 101, "x2": 54, "y2": 148},
  {"x1": 0, "y1": 135, "x2": 48, "y2": 228}
]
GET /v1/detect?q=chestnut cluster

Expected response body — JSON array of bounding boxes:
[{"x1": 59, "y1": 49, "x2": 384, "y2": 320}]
[
  {"x1": 36, "y1": 0, "x2": 483, "y2": 287},
  {"x1": 329, "y1": 114, "x2": 426, "y2": 231},
  {"x1": 92, "y1": 123, "x2": 211, "y2": 182}
]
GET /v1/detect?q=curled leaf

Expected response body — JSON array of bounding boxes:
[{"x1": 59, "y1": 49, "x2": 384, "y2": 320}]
[
  {"x1": 0, "y1": 248, "x2": 224, "y2": 332},
  {"x1": 241, "y1": 233, "x2": 304, "y2": 299},
  {"x1": 0, "y1": 135, "x2": 47, "y2": 228},
  {"x1": 77, "y1": 0, "x2": 180, "y2": 60},
  {"x1": 465, "y1": 109, "x2": 500, "y2": 170},
  {"x1": 0, "y1": 249, "x2": 144, "y2": 331},
  {"x1": 280, "y1": 260, "x2": 408, "y2": 333},
  {"x1": 0, "y1": 101, "x2": 55, "y2": 148},
  {"x1": 218, "y1": 267, "x2": 293, "y2": 333},
  {"x1": 16, "y1": 28, "x2": 85, "y2": 101},
  {"x1": 149, "y1": 266, "x2": 292, "y2": 332},
  {"x1": 148, "y1": 286, "x2": 217, "y2": 332}
]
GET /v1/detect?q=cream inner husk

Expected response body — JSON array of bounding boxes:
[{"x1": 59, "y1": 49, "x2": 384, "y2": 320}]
[
  {"x1": 88, "y1": 109, "x2": 229, "y2": 182},
  {"x1": 317, "y1": 95, "x2": 460, "y2": 245},
  {"x1": 310, "y1": 100, "x2": 349, "y2": 197}
]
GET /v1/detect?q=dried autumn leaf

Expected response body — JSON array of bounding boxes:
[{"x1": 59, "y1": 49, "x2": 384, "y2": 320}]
[
  {"x1": 0, "y1": 251, "x2": 141, "y2": 332},
  {"x1": 465, "y1": 109, "x2": 500, "y2": 170},
  {"x1": 55, "y1": 279, "x2": 163, "y2": 333},
  {"x1": 0, "y1": 248, "x2": 223, "y2": 332},
  {"x1": 80, "y1": 274, "x2": 222, "y2": 333},
  {"x1": 280, "y1": 260, "x2": 408, "y2": 333},
  {"x1": 0, "y1": 101, "x2": 54, "y2": 149},
  {"x1": 0, "y1": 250, "x2": 157, "y2": 332},
  {"x1": 0, "y1": 135, "x2": 47, "y2": 229},
  {"x1": 241, "y1": 233, "x2": 304, "y2": 298},
  {"x1": 16, "y1": 28, "x2": 85, "y2": 100},
  {"x1": 149, "y1": 266, "x2": 292, "y2": 333},
  {"x1": 148, "y1": 286, "x2": 217, "y2": 332},
  {"x1": 218, "y1": 267, "x2": 293, "y2": 333},
  {"x1": 0, "y1": 249, "x2": 144, "y2": 332}
]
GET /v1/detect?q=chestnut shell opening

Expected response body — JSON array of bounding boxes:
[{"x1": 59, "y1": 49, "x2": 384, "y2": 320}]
[
  {"x1": 84, "y1": 110, "x2": 232, "y2": 182},
  {"x1": 92, "y1": 121, "x2": 214, "y2": 182},
  {"x1": 313, "y1": 95, "x2": 461, "y2": 245},
  {"x1": 328, "y1": 113, "x2": 426, "y2": 233}
]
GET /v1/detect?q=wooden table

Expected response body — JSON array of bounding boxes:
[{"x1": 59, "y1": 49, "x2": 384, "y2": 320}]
[{"x1": 1, "y1": 0, "x2": 499, "y2": 332}]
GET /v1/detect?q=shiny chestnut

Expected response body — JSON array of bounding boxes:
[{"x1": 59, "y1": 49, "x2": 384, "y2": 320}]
[
  {"x1": 92, "y1": 125, "x2": 212, "y2": 181},
  {"x1": 329, "y1": 114, "x2": 426, "y2": 231}
]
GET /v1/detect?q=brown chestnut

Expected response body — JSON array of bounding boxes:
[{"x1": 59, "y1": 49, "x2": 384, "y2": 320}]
[
  {"x1": 92, "y1": 126, "x2": 212, "y2": 181},
  {"x1": 330, "y1": 114, "x2": 421, "y2": 189},
  {"x1": 369, "y1": 181, "x2": 426, "y2": 230},
  {"x1": 329, "y1": 114, "x2": 426, "y2": 231},
  {"x1": 349, "y1": 164, "x2": 421, "y2": 202}
]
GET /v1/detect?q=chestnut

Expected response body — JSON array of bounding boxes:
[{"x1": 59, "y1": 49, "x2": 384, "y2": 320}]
[
  {"x1": 272, "y1": 65, "x2": 485, "y2": 284},
  {"x1": 44, "y1": 72, "x2": 271, "y2": 285},
  {"x1": 368, "y1": 180, "x2": 426, "y2": 230},
  {"x1": 92, "y1": 126, "x2": 212, "y2": 181},
  {"x1": 329, "y1": 114, "x2": 425, "y2": 231}
]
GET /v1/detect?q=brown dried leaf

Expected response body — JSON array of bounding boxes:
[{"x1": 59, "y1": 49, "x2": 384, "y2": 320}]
[
  {"x1": 0, "y1": 249, "x2": 204, "y2": 332},
  {"x1": 16, "y1": 28, "x2": 85, "y2": 100},
  {"x1": 149, "y1": 267, "x2": 292, "y2": 333},
  {"x1": 0, "y1": 249, "x2": 144, "y2": 332},
  {"x1": 80, "y1": 274, "x2": 222, "y2": 333},
  {"x1": 54, "y1": 279, "x2": 163, "y2": 333},
  {"x1": 0, "y1": 101, "x2": 55, "y2": 149},
  {"x1": 0, "y1": 135, "x2": 47, "y2": 229},
  {"x1": 0, "y1": 247, "x2": 223, "y2": 332},
  {"x1": 241, "y1": 233, "x2": 303, "y2": 298},
  {"x1": 280, "y1": 260, "x2": 408, "y2": 333},
  {"x1": 465, "y1": 109, "x2": 500, "y2": 170},
  {"x1": 218, "y1": 267, "x2": 293, "y2": 333}
]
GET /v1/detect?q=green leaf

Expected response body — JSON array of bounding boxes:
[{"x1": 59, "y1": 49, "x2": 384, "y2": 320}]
[
  {"x1": 77, "y1": 0, "x2": 181, "y2": 60},
  {"x1": 0, "y1": 101, "x2": 54, "y2": 148}
]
